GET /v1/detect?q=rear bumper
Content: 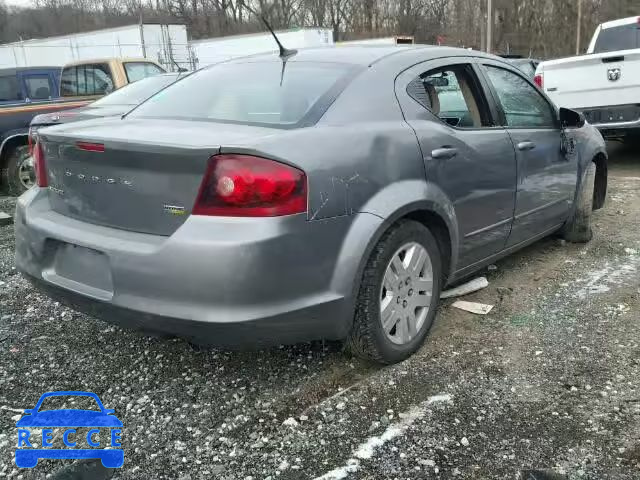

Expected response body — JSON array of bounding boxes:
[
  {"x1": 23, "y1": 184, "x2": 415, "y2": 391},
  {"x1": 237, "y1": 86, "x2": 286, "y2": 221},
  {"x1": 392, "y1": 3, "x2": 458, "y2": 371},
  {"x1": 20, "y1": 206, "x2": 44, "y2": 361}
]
[
  {"x1": 15, "y1": 188, "x2": 362, "y2": 346},
  {"x1": 576, "y1": 104, "x2": 640, "y2": 137}
]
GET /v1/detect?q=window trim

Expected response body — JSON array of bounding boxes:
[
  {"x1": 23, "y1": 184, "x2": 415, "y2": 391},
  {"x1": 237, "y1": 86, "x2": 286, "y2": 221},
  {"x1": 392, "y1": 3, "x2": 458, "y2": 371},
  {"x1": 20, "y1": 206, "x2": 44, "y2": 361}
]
[
  {"x1": 477, "y1": 61, "x2": 560, "y2": 131},
  {"x1": 399, "y1": 58, "x2": 501, "y2": 132}
]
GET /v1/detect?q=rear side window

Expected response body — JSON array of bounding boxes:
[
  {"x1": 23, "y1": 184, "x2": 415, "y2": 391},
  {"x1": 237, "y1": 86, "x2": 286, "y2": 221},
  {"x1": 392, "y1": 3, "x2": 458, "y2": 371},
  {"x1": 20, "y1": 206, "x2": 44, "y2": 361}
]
[
  {"x1": 0, "y1": 75, "x2": 21, "y2": 102},
  {"x1": 61, "y1": 63, "x2": 114, "y2": 96},
  {"x1": 130, "y1": 61, "x2": 356, "y2": 128},
  {"x1": 593, "y1": 24, "x2": 640, "y2": 53},
  {"x1": 483, "y1": 65, "x2": 556, "y2": 128},
  {"x1": 24, "y1": 75, "x2": 51, "y2": 99},
  {"x1": 124, "y1": 62, "x2": 165, "y2": 83},
  {"x1": 407, "y1": 65, "x2": 492, "y2": 128}
]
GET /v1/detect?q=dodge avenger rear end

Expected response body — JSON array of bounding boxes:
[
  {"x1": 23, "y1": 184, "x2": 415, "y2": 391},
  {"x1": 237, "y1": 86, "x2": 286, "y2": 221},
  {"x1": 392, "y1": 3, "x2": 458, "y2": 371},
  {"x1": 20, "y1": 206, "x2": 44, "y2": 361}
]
[{"x1": 15, "y1": 46, "x2": 607, "y2": 364}]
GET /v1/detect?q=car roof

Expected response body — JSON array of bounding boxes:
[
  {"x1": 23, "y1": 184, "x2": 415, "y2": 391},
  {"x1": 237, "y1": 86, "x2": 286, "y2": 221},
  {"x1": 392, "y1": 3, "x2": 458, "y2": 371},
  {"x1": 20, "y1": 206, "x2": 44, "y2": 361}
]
[{"x1": 222, "y1": 45, "x2": 508, "y2": 69}]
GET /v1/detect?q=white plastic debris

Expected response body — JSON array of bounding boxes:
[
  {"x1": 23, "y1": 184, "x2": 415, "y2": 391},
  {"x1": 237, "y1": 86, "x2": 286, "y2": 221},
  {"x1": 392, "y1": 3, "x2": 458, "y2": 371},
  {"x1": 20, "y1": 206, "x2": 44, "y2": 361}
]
[
  {"x1": 282, "y1": 417, "x2": 299, "y2": 427},
  {"x1": 441, "y1": 277, "x2": 489, "y2": 299},
  {"x1": 0, "y1": 212, "x2": 12, "y2": 226},
  {"x1": 451, "y1": 301, "x2": 493, "y2": 315}
]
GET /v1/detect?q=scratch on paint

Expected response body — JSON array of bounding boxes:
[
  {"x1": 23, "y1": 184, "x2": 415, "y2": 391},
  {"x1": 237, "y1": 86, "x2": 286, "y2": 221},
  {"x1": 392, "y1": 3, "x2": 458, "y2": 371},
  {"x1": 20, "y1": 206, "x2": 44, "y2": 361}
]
[
  {"x1": 310, "y1": 192, "x2": 330, "y2": 221},
  {"x1": 328, "y1": 172, "x2": 369, "y2": 216}
]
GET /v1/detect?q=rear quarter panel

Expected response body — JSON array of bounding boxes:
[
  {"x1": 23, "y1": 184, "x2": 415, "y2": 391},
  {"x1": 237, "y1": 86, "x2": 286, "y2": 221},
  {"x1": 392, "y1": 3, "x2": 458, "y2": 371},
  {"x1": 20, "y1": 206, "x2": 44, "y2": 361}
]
[{"x1": 228, "y1": 63, "x2": 460, "y2": 293}]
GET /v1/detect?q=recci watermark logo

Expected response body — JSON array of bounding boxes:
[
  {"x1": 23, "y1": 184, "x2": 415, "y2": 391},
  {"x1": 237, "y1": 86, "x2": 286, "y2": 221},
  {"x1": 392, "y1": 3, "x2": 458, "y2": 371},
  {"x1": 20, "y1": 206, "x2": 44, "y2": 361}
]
[{"x1": 15, "y1": 391, "x2": 123, "y2": 468}]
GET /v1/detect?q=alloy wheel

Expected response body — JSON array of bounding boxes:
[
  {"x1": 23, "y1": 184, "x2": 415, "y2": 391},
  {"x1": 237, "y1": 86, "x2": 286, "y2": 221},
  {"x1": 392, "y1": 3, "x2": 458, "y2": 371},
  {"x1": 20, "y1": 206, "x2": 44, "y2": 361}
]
[
  {"x1": 379, "y1": 242, "x2": 434, "y2": 345},
  {"x1": 17, "y1": 154, "x2": 35, "y2": 190}
]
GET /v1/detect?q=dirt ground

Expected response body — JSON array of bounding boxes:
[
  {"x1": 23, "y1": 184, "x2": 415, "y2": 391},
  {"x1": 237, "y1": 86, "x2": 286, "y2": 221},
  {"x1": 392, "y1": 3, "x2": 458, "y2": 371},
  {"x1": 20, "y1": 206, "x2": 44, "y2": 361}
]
[{"x1": 0, "y1": 143, "x2": 639, "y2": 480}]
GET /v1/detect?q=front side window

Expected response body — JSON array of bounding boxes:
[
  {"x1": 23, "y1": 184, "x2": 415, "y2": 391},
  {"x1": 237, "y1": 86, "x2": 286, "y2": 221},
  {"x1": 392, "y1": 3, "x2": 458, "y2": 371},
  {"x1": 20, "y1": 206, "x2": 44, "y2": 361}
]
[
  {"x1": 407, "y1": 65, "x2": 490, "y2": 128},
  {"x1": 124, "y1": 62, "x2": 165, "y2": 83},
  {"x1": 483, "y1": 65, "x2": 556, "y2": 128},
  {"x1": 24, "y1": 75, "x2": 51, "y2": 99},
  {"x1": 0, "y1": 75, "x2": 21, "y2": 102},
  {"x1": 130, "y1": 61, "x2": 355, "y2": 128},
  {"x1": 60, "y1": 64, "x2": 114, "y2": 96},
  {"x1": 513, "y1": 60, "x2": 536, "y2": 78}
]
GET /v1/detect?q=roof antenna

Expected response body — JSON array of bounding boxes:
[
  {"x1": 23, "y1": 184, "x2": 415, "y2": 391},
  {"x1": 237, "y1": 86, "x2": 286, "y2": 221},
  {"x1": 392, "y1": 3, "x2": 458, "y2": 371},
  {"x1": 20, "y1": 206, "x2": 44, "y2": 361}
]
[{"x1": 240, "y1": 1, "x2": 297, "y2": 85}]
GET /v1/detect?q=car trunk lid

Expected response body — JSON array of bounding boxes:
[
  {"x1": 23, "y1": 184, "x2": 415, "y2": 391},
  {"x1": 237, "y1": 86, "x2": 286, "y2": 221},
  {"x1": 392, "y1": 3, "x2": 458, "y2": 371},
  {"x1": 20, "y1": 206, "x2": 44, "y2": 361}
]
[{"x1": 41, "y1": 118, "x2": 282, "y2": 236}]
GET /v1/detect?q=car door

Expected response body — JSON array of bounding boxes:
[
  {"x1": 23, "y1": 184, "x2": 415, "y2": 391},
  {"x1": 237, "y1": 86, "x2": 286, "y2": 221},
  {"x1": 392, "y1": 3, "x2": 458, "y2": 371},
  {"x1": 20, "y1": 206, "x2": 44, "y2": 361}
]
[
  {"x1": 395, "y1": 58, "x2": 517, "y2": 268},
  {"x1": 478, "y1": 61, "x2": 578, "y2": 247}
]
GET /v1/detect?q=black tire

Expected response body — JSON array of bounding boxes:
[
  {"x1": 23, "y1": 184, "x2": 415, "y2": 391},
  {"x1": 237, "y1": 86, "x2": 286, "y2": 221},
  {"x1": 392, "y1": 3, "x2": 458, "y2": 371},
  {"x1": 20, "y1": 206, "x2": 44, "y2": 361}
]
[
  {"x1": 1, "y1": 144, "x2": 32, "y2": 196},
  {"x1": 347, "y1": 220, "x2": 442, "y2": 364},
  {"x1": 562, "y1": 162, "x2": 596, "y2": 243}
]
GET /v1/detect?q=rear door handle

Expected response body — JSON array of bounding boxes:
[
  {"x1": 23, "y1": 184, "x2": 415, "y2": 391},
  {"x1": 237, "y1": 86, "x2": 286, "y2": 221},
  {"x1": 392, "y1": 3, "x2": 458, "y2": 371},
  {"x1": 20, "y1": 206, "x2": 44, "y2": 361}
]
[
  {"x1": 431, "y1": 147, "x2": 458, "y2": 160},
  {"x1": 517, "y1": 141, "x2": 536, "y2": 151}
]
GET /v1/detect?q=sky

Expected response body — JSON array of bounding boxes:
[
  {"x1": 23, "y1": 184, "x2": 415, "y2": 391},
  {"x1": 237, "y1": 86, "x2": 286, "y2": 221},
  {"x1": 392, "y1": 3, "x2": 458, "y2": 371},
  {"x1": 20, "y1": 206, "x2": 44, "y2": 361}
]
[{"x1": 5, "y1": 0, "x2": 34, "y2": 7}]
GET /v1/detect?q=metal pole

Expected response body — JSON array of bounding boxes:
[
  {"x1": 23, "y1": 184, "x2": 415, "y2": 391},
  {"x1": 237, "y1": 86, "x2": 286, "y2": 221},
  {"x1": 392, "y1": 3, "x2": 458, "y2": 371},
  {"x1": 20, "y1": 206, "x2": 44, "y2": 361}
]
[
  {"x1": 486, "y1": 0, "x2": 493, "y2": 54},
  {"x1": 576, "y1": 0, "x2": 582, "y2": 55}
]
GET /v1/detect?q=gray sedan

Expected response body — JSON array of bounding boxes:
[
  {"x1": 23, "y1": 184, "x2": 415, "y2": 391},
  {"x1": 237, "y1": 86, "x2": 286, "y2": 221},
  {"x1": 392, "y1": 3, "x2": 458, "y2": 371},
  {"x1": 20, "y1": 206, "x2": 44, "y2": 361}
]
[{"x1": 14, "y1": 46, "x2": 608, "y2": 364}]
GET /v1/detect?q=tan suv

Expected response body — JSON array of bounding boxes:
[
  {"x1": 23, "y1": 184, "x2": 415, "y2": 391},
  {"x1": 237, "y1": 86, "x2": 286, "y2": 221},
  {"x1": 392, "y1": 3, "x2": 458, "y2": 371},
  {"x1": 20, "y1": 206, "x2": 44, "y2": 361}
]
[{"x1": 60, "y1": 58, "x2": 166, "y2": 100}]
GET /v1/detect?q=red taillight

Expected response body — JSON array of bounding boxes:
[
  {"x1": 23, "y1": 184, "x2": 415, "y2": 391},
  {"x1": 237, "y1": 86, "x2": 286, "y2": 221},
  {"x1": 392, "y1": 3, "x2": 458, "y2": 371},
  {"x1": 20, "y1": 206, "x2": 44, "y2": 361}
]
[
  {"x1": 534, "y1": 73, "x2": 543, "y2": 88},
  {"x1": 33, "y1": 142, "x2": 48, "y2": 188},
  {"x1": 193, "y1": 154, "x2": 307, "y2": 217},
  {"x1": 76, "y1": 141, "x2": 105, "y2": 152}
]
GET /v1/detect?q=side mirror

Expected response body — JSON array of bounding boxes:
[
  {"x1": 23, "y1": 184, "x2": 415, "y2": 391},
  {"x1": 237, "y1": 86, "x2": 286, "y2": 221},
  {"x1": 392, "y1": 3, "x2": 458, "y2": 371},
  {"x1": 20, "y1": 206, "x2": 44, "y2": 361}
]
[
  {"x1": 560, "y1": 107, "x2": 585, "y2": 128},
  {"x1": 23, "y1": 409, "x2": 34, "y2": 415}
]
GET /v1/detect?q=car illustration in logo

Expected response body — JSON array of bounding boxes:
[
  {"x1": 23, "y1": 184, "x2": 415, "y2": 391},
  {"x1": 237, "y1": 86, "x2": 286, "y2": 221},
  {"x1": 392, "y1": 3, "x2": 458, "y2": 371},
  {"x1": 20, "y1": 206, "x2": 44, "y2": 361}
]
[{"x1": 15, "y1": 391, "x2": 123, "y2": 468}]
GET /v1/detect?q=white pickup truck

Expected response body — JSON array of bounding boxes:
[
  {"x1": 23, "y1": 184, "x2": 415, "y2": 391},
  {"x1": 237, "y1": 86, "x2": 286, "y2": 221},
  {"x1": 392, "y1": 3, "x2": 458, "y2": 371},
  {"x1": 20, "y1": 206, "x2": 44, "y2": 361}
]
[{"x1": 535, "y1": 16, "x2": 640, "y2": 141}]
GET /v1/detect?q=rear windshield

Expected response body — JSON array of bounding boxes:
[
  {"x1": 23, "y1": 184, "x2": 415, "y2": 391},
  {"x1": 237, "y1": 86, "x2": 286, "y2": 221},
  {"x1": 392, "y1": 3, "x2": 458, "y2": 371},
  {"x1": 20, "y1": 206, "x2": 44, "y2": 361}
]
[
  {"x1": 593, "y1": 24, "x2": 640, "y2": 53},
  {"x1": 92, "y1": 74, "x2": 180, "y2": 107},
  {"x1": 129, "y1": 61, "x2": 356, "y2": 128}
]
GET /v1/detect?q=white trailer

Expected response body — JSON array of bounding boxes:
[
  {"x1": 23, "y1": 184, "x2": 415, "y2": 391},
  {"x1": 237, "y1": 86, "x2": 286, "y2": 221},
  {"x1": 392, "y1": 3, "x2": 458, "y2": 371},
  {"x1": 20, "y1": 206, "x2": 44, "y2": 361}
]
[
  {"x1": 0, "y1": 24, "x2": 191, "y2": 71},
  {"x1": 337, "y1": 36, "x2": 415, "y2": 46},
  {"x1": 190, "y1": 28, "x2": 333, "y2": 67}
]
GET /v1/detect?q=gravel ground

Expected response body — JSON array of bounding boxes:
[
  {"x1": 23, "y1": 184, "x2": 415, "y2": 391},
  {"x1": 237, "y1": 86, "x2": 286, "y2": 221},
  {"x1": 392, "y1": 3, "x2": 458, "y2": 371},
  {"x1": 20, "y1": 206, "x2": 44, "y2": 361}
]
[{"x1": 1, "y1": 144, "x2": 639, "y2": 479}]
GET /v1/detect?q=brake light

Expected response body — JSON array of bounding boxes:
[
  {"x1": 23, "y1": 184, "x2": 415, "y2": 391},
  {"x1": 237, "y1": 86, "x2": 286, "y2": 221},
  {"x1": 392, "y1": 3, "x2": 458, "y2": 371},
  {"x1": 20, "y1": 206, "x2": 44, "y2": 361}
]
[
  {"x1": 193, "y1": 154, "x2": 307, "y2": 217},
  {"x1": 33, "y1": 142, "x2": 48, "y2": 188},
  {"x1": 534, "y1": 73, "x2": 543, "y2": 88},
  {"x1": 76, "y1": 141, "x2": 105, "y2": 152}
]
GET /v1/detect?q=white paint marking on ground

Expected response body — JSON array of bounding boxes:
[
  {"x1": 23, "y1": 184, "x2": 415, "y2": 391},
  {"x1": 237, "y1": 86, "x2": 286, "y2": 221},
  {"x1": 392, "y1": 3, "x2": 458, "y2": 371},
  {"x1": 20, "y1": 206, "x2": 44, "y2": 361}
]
[
  {"x1": 313, "y1": 394, "x2": 452, "y2": 480},
  {"x1": 1, "y1": 405, "x2": 25, "y2": 414}
]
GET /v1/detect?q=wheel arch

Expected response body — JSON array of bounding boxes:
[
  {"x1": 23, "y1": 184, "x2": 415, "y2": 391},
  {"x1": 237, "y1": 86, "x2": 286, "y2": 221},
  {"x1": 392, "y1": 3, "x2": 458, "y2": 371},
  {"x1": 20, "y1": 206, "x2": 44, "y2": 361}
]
[
  {"x1": 330, "y1": 181, "x2": 459, "y2": 332},
  {"x1": 0, "y1": 131, "x2": 29, "y2": 169}
]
